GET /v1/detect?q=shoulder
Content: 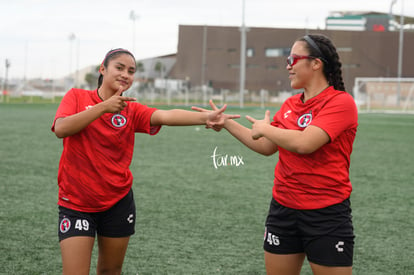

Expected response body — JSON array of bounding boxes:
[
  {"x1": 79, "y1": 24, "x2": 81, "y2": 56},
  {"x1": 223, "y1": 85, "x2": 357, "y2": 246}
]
[
  {"x1": 327, "y1": 87, "x2": 352, "y2": 99},
  {"x1": 334, "y1": 91, "x2": 357, "y2": 109},
  {"x1": 323, "y1": 89, "x2": 358, "y2": 122},
  {"x1": 324, "y1": 88, "x2": 356, "y2": 107}
]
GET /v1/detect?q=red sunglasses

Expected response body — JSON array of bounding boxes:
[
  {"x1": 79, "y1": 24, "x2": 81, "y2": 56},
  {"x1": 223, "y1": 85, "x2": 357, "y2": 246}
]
[{"x1": 286, "y1": 55, "x2": 316, "y2": 66}]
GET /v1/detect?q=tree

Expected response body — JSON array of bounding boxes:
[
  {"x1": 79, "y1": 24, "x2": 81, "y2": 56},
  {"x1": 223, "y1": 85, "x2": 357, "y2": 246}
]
[
  {"x1": 84, "y1": 65, "x2": 100, "y2": 89},
  {"x1": 136, "y1": 61, "x2": 145, "y2": 74},
  {"x1": 154, "y1": 61, "x2": 165, "y2": 78}
]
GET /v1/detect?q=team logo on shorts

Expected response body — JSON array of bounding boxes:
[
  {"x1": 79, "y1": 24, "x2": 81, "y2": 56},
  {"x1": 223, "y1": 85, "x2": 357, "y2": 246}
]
[
  {"x1": 111, "y1": 114, "x2": 127, "y2": 128},
  {"x1": 297, "y1": 111, "x2": 312, "y2": 128},
  {"x1": 60, "y1": 218, "x2": 71, "y2": 233}
]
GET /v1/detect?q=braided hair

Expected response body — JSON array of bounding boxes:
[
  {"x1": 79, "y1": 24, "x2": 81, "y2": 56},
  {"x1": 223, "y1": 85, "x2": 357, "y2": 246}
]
[
  {"x1": 97, "y1": 48, "x2": 136, "y2": 89},
  {"x1": 299, "y1": 34, "x2": 345, "y2": 92}
]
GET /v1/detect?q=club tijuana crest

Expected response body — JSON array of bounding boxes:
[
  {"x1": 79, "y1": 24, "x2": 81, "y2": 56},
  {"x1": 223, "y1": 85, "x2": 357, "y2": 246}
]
[
  {"x1": 297, "y1": 111, "x2": 312, "y2": 128},
  {"x1": 111, "y1": 114, "x2": 127, "y2": 127},
  {"x1": 60, "y1": 218, "x2": 71, "y2": 233}
]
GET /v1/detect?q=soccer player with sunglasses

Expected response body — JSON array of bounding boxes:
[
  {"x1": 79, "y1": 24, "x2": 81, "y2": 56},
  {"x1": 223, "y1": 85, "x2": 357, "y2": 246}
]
[{"x1": 195, "y1": 34, "x2": 358, "y2": 275}]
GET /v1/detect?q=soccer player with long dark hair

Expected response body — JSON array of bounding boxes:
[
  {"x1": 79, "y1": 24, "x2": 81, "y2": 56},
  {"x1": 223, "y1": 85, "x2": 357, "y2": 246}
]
[
  {"x1": 195, "y1": 34, "x2": 358, "y2": 275},
  {"x1": 52, "y1": 48, "x2": 239, "y2": 274}
]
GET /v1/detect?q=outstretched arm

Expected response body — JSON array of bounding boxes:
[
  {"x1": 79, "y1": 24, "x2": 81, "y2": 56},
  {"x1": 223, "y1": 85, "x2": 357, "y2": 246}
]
[
  {"x1": 54, "y1": 86, "x2": 136, "y2": 138},
  {"x1": 223, "y1": 119, "x2": 278, "y2": 156},
  {"x1": 150, "y1": 100, "x2": 240, "y2": 127},
  {"x1": 246, "y1": 111, "x2": 330, "y2": 154},
  {"x1": 192, "y1": 100, "x2": 278, "y2": 156}
]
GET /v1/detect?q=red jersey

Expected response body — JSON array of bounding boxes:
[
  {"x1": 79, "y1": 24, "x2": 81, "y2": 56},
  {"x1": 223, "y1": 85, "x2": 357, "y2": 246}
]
[
  {"x1": 271, "y1": 86, "x2": 358, "y2": 210},
  {"x1": 51, "y1": 88, "x2": 160, "y2": 212}
]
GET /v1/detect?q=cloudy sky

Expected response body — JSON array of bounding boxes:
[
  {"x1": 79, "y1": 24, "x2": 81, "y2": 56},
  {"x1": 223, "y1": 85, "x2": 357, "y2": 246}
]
[{"x1": 1, "y1": 0, "x2": 413, "y2": 79}]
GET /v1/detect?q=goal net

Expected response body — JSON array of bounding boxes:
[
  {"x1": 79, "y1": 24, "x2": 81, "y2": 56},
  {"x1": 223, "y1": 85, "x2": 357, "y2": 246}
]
[{"x1": 353, "y1": 77, "x2": 414, "y2": 113}]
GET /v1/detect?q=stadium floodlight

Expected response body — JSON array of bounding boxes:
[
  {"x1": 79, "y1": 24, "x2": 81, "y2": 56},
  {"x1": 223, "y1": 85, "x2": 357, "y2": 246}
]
[
  {"x1": 129, "y1": 10, "x2": 139, "y2": 55},
  {"x1": 389, "y1": 0, "x2": 397, "y2": 29},
  {"x1": 68, "y1": 33, "x2": 76, "y2": 81},
  {"x1": 2, "y1": 59, "x2": 10, "y2": 102},
  {"x1": 4, "y1": 59, "x2": 10, "y2": 90}
]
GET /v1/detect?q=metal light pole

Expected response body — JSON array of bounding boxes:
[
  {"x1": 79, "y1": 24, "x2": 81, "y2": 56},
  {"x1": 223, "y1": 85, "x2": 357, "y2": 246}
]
[
  {"x1": 24, "y1": 41, "x2": 28, "y2": 83},
  {"x1": 3, "y1": 59, "x2": 10, "y2": 102},
  {"x1": 76, "y1": 38, "x2": 80, "y2": 87},
  {"x1": 389, "y1": 0, "x2": 397, "y2": 30},
  {"x1": 239, "y1": 0, "x2": 246, "y2": 108},
  {"x1": 397, "y1": 0, "x2": 404, "y2": 106},
  {"x1": 390, "y1": 0, "x2": 404, "y2": 106},
  {"x1": 129, "y1": 10, "x2": 139, "y2": 54},
  {"x1": 201, "y1": 25, "x2": 208, "y2": 105},
  {"x1": 201, "y1": 25, "x2": 207, "y2": 89},
  {"x1": 68, "y1": 33, "x2": 76, "y2": 82}
]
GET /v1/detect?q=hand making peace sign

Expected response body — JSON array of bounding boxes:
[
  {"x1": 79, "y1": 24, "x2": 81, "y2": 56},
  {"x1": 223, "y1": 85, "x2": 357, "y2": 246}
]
[{"x1": 192, "y1": 100, "x2": 240, "y2": 131}]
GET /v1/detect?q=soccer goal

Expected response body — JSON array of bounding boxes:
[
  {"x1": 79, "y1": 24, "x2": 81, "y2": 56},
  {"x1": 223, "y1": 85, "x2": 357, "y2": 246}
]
[{"x1": 353, "y1": 77, "x2": 414, "y2": 113}]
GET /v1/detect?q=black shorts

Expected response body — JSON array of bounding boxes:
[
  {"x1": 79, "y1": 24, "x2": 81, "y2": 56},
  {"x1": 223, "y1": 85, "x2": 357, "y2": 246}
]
[
  {"x1": 263, "y1": 198, "x2": 354, "y2": 267},
  {"x1": 58, "y1": 189, "x2": 136, "y2": 242}
]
